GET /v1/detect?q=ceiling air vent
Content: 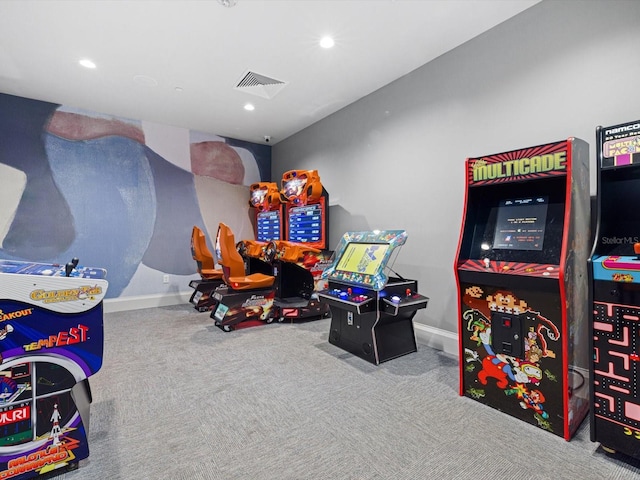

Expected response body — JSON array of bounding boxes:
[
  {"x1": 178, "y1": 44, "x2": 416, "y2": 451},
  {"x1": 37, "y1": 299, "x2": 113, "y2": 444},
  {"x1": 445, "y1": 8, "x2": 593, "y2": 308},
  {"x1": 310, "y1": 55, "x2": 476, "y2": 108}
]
[{"x1": 234, "y1": 70, "x2": 287, "y2": 99}]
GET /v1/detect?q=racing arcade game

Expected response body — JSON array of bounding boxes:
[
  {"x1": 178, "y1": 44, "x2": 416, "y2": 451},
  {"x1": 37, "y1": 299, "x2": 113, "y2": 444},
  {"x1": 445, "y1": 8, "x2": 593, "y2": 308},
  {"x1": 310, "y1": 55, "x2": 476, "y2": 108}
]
[
  {"x1": 455, "y1": 139, "x2": 590, "y2": 440},
  {"x1": 250, "y1": 182, "x2": 284, "y2": 244},
  {"x1": 0, "y1": 259, "x2": 108, "y2": 478},
  {"x1": 590, "y1": 119, "x2": 640, "y2": 458},
  {"x1": 281, "y1": 169, "x2": 328, "y2": 251},
  {"x1": 241, "y1": 182, "x2": 284, "y2": 277},
  {"x1": 209, "y1": 223, "x2": 276, "y2": 332},
  {"x1": 318, "y1": 230, "x2": 428, "y2": 365}
]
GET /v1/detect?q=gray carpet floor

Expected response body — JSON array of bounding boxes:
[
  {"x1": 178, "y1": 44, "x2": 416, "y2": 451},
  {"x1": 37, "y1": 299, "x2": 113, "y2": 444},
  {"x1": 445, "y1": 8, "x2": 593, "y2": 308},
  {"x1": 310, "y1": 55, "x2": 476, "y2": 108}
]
[{"x1": 55, "y1": 304, "x2": 640, "y2": 479}]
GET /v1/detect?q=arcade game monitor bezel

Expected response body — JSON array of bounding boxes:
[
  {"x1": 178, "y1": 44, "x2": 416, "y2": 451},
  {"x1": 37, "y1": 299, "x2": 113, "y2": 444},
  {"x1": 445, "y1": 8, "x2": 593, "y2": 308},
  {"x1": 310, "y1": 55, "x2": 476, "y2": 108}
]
[
  {"x1": 322, "y1": 230, "x2": 407, "y2": 291},
  {"x1": 459, "y1": 175, "x2": 566, "y2": 267}
]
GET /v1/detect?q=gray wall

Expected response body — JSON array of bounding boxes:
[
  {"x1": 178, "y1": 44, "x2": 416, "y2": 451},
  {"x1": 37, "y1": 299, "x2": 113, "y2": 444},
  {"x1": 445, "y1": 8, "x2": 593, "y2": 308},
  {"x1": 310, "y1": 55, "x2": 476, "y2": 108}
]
[{"x1": 272, "y1": 0, "x2": 640, "y2": 337}]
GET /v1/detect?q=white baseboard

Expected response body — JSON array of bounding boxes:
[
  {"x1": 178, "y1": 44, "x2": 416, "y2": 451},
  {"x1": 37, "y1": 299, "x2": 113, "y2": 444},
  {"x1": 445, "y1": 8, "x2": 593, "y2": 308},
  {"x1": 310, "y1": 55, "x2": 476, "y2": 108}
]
[
  {"x1": 414, "y1": 322, "x2": 459, "y2": 358},
  {"x1": 104, "y1": 292, "x2": 192, "y2": 313}
]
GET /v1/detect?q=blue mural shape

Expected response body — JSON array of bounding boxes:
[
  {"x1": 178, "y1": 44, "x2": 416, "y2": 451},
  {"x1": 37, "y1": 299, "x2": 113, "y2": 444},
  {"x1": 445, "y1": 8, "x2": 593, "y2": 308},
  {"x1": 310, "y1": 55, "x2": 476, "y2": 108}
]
[
  {"x1": 0, "y1": 95, "x2": 74, "y2": 259},
  {"x1": 44, "y1": 134, "x2": 156, "y2": 297},
  {"x1": 141, "y1": 146, "x2": 206, "y2": 275}
]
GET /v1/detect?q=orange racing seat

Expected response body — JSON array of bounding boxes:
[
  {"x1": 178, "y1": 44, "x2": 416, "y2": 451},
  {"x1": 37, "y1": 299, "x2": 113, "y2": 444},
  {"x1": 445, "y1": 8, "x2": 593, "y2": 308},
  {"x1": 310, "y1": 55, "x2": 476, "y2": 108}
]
[
  {"x1": 216, "y1": 223, "x2": 275, "y2": 290},
  {"x1": 191, "y1": 226, "x2": 223, "y2": 280}
]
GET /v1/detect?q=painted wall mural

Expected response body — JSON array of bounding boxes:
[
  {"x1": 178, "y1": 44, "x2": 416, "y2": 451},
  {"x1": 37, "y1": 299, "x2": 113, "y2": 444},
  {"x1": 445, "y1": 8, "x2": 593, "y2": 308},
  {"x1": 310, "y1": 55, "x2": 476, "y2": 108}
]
[{"x1": 0, "y1": 93, "x2": 270, "y2": 298}]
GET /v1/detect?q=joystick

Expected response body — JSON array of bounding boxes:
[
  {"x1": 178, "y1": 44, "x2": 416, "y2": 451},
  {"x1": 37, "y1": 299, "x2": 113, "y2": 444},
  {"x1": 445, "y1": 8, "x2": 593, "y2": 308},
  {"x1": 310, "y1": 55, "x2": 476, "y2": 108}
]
[
  {"x1": 634, "y1": 242, "x2": 640, "y2": 260},
  {"x1": 65, "y1": 262, "x2": 74, "y2": 277},
  {"x1": 483, "y1": 258, "x2": 490, "y2": 269}
]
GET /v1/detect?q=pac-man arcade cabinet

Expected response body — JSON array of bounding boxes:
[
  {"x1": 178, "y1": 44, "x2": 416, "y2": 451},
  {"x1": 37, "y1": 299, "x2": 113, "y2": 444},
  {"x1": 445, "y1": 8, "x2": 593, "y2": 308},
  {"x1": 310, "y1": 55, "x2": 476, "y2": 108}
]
[{"x1": 590, "y1": 119, "x2": 640, "y2": 457}]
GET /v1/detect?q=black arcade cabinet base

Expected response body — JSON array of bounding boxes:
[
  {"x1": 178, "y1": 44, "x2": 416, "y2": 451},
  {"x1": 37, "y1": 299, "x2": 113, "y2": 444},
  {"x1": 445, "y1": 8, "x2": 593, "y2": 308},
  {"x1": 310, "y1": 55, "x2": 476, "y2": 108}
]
[{"x1": 322, "y1": 278, "x2": 427, "y2": 365}]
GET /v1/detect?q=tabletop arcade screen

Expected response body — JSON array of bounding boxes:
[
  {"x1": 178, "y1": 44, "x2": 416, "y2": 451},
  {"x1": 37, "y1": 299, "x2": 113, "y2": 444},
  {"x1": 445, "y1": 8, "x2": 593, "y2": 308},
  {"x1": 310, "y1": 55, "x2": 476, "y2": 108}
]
[
  {"x1": 323, "y1": 230, "x2": 407, "y2": 291},
  {"x1": 335, "y1": 243, "x2": 391, "y2": 276}
]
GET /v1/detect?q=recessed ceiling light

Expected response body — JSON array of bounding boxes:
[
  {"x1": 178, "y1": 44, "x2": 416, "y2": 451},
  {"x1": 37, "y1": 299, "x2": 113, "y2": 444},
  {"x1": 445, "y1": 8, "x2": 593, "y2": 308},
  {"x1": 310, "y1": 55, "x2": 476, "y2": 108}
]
[
  {"x1": 319, "y1": 36, "x2": 335, "y2": 49},
  {"x1": 79, "y1": 59, "x2": 96, "y2": 69},
  {"x1": 133, "y1": 74, "x2": 158, "y2": 87},
  {"x1": 244, "y1": 103, "x2": 255, "y2": 111}
]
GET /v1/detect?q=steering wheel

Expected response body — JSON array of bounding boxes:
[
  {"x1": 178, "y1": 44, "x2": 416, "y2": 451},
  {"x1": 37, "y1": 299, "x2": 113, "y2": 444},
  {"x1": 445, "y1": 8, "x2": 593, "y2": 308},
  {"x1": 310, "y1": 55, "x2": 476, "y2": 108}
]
[
  {"x1": 236, "y1": 241, "x2": 247, "y2": 257},
  {"x1": 264, "y1": 241, "x2": 278, "y2": 263}
]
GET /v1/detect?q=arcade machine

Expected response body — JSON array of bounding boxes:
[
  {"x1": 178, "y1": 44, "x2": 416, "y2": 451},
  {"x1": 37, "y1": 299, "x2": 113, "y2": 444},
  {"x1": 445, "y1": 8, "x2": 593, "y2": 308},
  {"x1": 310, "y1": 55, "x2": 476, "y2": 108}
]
[
  {"x1": 0, "y1": 259, "x2": 108, "y2": 478},
  {"x1": 281, "y1": 170, "x2": 328, "y2": 250},
  {"x1": 589, "y1": 119, "x2": 640, "y2": 457},
  {"x1": 188, "y1": 226, "x2": 224, "y2": 312},
  {"x1": 455, "y1": 138, "x2": 590, "y2": 440},
  {"x1": 249, "y1": 182, "x2": 284, "y2": 244},
  {"x1": 264, "y1": 240, "x2": 330, "y2": 323},
  {"x1": 209, "y1": 223, "x2": 330, "y2": 331},
  {"x1": 280, "y1": 170, "x2": 333, "y2": 291},
  {"x1": 318, "y1": 230, "x2": 429, "y2": 365},
  {"x1": 209, "y1": 223, "x2": 276, "y2": 332},
  {"x1": 241, "y1": 182, "x2": 284, "y2": 276}
]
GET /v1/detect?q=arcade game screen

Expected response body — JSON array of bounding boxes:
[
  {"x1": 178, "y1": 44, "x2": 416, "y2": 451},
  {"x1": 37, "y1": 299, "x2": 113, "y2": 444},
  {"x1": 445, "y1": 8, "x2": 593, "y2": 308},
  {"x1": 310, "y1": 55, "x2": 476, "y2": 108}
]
[
  {"x1": 492, "y1": 197, "x2": 548, "y2": 251},
  {"x1": 287, "y1": 202, "x2": 325, "y2": 246},
  {"x1": 465, "y1": 177, "x2": 565, "y2": 264},
  {"x1": 335, "y1": 243, "x2": 390, "y2": 275},
  {"x1": 256, "y1": 210, "x2": 281, "y2": 242}
]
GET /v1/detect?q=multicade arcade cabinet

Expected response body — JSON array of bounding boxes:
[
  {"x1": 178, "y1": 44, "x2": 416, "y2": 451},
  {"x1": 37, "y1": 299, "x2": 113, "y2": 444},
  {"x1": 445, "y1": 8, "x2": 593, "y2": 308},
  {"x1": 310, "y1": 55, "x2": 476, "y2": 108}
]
[
  {"x1": 455, "y1": 138, "x2": 590, "y2": 440},
  {"x1": 0, "y1": 259, "x2": 108, "y2": 478},
  {"x1": 590, "y1": 119, "x2": 640, "y2": 457},
  {"x1": 318, "y1": 230, "x2": 429, "y2": 365}
]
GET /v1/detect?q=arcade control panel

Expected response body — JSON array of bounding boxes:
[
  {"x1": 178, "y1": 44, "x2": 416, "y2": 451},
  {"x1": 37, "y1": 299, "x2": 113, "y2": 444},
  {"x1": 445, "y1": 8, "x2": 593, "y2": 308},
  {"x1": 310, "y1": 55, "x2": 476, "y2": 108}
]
[
  {"x1": 321, "y1": 287, "x2": 375, "y2": 314},
  {"x1": 592, "y1": 242, "x2": 640, "y2": 283},
  {"x1": 0, "y1": 259, "x2": 106, "y2": 279},
  {"x1": 380, "y1": 288, "x2": 430, "y2": 316},
  {"x1": 320, "y1": 283, "x2": 428, "y2": 316}
]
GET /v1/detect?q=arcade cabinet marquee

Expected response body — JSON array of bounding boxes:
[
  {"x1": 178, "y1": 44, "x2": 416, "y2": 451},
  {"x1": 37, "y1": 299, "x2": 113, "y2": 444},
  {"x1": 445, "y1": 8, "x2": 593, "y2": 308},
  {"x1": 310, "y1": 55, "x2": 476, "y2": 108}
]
[{"x1": 454, "y1": 138, "x2": 590, "y2": 440}]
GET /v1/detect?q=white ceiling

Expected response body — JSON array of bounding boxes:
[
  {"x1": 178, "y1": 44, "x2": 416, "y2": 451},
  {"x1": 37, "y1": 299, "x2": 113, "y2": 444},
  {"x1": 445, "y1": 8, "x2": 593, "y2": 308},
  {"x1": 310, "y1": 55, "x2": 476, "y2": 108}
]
[{"x1": 0, "y1": 0, "x2": 540, "y2": 146}]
